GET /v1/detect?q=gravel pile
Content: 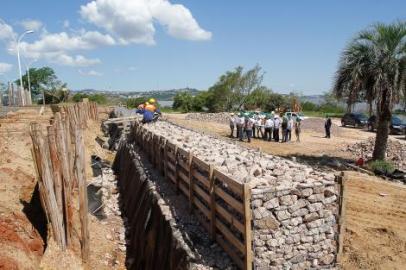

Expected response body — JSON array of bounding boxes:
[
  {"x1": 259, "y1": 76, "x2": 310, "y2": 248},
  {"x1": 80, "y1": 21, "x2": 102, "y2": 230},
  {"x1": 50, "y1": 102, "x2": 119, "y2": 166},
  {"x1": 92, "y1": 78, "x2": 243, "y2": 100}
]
[
  {"x1": 90, "y1": 166, "x2": 127, "y2": 253},
  {"x1": 185, "y1": 112, "x2": 231, "y2": 125},
  {"x1": 345, "y1": 137, "x2": 406, "y2": 171},
  {"x1": 143, "y1": 121, "x2": 336, "y2": 190}
]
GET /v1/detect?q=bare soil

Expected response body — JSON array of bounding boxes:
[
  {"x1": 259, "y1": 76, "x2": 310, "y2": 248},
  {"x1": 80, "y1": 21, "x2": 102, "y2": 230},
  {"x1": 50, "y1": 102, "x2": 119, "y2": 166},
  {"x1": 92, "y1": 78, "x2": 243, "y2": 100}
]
[
  {"x1": 0, "y1": 107, "x2": 125, "y2": 269},
  {"x1": 166, "y1": 113, "x2": 406, "y2": 270}
]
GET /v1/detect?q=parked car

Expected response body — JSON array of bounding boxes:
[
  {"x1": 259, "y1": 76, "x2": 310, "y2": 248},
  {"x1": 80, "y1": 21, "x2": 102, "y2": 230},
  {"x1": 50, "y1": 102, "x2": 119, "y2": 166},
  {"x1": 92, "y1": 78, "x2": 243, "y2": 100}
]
[
  {"x1": 284, "y1": 111, "x2": 307, "y2": 120},
  {"x1": 367, "y1": 115, "x2": 406, "y2": 134},
  {"x1": 341, "y1": 113, "x2": 368, "y2": 127}
]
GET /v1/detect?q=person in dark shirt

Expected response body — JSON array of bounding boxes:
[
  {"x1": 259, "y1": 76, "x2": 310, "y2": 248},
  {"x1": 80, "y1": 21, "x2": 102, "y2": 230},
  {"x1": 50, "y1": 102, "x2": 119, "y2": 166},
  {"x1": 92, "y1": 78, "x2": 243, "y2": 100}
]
[{"x1": 325, "y1": 115, "x2": 332, "y2": 138}]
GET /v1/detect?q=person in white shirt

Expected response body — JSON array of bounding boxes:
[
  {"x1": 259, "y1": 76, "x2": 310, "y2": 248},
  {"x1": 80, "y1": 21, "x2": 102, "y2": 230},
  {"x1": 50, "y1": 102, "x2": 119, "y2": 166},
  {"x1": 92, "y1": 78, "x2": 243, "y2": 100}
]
[
  {"x1": 229, "y1": 113, "x2": 236, "y2": 138},
  {"x1": 256, "y1": 117, "x2": 263, "y2": 139},
  {"x1": 264, "y1": 117, "x2": 274, "y2": 141},
  {"x1": 286, "y1": 115, "x2": 294, "y2": 142},
  {"x1": 237, "y1": 114, "x2": 245, "y2": 141}
]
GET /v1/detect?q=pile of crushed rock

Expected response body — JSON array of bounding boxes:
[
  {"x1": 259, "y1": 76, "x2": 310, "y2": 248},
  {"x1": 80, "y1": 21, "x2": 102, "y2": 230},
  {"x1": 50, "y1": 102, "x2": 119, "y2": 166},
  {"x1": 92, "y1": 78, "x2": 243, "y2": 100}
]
[
  {"x1": 143, "y1": 121, "x2": 336, "y2": 190},
  {"x1": 344, "y1": 137, "x2": 406, "y2": 171},
  {"x1": 185, "y1": 112, "x2": 231, "y2": 125}
]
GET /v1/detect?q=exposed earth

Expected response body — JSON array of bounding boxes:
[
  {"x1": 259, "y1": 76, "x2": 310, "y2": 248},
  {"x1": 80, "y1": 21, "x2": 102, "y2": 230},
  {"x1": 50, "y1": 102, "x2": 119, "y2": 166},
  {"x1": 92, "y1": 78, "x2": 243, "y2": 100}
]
[
  {"x1": 0, "y1": 109, "x2": 405, "y2": 269},
  {"x1": 0, "y1": 106, "x2": 124, "y2": 270}
]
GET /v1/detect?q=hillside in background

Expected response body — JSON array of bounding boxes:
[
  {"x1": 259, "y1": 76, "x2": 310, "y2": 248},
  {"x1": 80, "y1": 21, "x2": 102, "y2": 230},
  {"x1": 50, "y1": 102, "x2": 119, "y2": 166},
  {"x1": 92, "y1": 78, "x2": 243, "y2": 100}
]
[{"x1": 74, "y1": 88, "x2": 200, "y2": 101}]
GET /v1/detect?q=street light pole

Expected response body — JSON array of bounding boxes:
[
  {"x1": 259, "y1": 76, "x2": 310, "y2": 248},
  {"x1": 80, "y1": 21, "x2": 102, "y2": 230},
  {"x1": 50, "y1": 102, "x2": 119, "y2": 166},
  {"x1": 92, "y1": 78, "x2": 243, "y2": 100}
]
[
  {"x1": 24, "y1": 59, "x2": 37, "y2": 106},
  {"x1": 17, "y1": 30, "x2": 34, "y2": 106}
]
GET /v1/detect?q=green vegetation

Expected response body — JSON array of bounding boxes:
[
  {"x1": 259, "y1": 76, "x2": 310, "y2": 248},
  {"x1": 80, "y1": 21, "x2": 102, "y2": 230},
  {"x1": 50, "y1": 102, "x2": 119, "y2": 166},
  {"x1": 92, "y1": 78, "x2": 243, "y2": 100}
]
[
  {"x1": 71, "y1": 93, "x2": 107, "y2": 104},
  {"x1": 126, "y1": 97, "x2": 148, "y2": 108},
  {"x1": 334, "y1": 21, "x2": 406, "y2": 160},
  {"x1": 368, "y1": 160, "x2": 395, "y2": 174},
  {"x1": 14, "y1": 66, "x2": 69, "y2": 104}
]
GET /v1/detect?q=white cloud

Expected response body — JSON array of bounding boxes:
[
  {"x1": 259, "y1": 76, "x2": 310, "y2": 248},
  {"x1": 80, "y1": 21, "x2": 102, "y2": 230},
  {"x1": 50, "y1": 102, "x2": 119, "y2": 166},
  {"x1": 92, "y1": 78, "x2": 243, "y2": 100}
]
[
  {"x1": 0, "y1": 20, "x2": 15, "y2": 41},
  {"x1": 128, "y1": 66, "x2": 137, "y2": 71},
  {"x1": 19, "y1": 19, "x2": 43, "y2": 31},
  {"x1": 55, "y1": 54, "x2": 101, "y2": 67},
  {"x1": 18, "y1": 30, "x2": 115, "y2": 55},
  {"x1": 79, "y1": 69, "x2": 102, "y2": 76},
  {"x1": 80, "y1": 0, "x2": 211, "y2": 45},
  {"x1": 63, "y1": 20, "x2": 70, "y2": 28},
  {"x1": 0, "y1": 62, "x2": 12, "y2": 73}
]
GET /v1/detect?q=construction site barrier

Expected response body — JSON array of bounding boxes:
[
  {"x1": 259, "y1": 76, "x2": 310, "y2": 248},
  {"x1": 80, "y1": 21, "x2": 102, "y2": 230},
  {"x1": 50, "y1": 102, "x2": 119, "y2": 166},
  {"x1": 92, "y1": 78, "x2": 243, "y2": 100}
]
[
  {"x1": 132, "y1": 121, "x2": 253, "y2": 270},
  {"x1": 30, "y1": 101, "x2": 98, "y2": 263}
]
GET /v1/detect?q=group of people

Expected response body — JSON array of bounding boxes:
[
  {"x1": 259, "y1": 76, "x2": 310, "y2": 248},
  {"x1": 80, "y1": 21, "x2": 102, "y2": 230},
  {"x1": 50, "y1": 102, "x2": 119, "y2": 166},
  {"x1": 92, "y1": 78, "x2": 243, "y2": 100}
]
[{"x1": 229, "y1": 112, "x2": 302, "y2": 143}]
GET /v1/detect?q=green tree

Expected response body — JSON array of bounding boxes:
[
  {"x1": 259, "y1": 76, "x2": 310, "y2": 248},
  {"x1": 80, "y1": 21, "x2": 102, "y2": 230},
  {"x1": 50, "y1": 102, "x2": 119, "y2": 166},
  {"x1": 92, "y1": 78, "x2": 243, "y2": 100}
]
[
  {"x1": 244, "y1": 86, "x2": 272, "y2": 110},
  {"x1": 15, "y1": 66, "x2": 68, "y2": 104},
  {"x1": 173, "y1": 92, "x2": 194, "y2": 112},
  {"x1": 126, "y1": 97, "x2": 148, "y2": 108},
  {"x1": 334, "y1": 21, "x2": 406, "y2": 160}
]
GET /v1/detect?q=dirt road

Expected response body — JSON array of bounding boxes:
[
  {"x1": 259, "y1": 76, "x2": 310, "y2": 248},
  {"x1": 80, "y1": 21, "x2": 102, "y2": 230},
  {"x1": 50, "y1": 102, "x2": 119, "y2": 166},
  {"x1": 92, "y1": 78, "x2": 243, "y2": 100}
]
[{"x1": 166, "y1": 113, "x2": 406, "y2": 270}]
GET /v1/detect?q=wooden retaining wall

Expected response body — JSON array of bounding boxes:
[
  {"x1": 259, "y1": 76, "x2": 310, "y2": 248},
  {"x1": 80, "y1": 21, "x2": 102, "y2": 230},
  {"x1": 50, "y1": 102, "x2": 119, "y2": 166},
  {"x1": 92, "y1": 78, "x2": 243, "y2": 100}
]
[
  {"x1": 132, "y1": 121, "x2": 253, "y2": 270},
  {"x1": 30, "y1": 101, "x2": 98, "y2": 263}
]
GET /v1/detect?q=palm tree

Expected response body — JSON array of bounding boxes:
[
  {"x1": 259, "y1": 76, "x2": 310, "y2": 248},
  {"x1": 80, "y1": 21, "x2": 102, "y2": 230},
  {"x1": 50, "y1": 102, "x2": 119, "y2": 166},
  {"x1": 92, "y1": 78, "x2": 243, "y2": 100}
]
[{"x1": 334, "y1": 21, "x2": 406, "y2": 160}]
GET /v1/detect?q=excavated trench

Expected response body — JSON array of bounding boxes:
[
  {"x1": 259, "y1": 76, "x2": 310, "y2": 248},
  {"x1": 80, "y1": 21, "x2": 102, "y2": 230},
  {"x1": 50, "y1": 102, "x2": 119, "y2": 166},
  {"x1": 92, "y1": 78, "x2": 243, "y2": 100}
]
[{"x1": 112, "y1": 138, "x2": 235, "y2": 270}]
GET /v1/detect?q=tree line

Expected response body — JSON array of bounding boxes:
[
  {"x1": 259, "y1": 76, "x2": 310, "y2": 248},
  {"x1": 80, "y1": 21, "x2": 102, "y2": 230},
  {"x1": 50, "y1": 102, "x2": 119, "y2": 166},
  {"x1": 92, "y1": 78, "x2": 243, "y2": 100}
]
[{"x1": 172, "y1": 65, "x2": 344, "y2": 114}]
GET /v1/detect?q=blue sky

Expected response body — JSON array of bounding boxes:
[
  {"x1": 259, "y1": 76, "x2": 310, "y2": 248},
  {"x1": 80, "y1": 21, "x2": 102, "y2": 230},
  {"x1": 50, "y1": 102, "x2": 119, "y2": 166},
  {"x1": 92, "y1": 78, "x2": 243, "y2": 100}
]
[{"x1": 0, "y1": 0, "x2": 405, "y2": 94}]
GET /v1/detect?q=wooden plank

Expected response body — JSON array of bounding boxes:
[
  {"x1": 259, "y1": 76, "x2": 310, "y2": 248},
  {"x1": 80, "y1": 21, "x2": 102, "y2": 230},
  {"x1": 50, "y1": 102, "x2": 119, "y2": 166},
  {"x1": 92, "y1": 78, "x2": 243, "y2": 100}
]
[
  {"x1": 178, "y1": 170, "x2": 190, "y2": 185},
  {"x1": 214, "y1": 169, "x2": 244, "y2": 196},
  {"x1": 177, "y1": 147, "x2": 189, "y2": 157},
  {"x1": 47, "y1": 125, "x2": 66, "y2": 250},
  {"x1": 188, "y1": 153, "x2": 194, "y2": 212},
  {"x1": 216, "y1": 235, "x2": 244, "y2": 269},
  {"x1": 243, "y1": 183, "x2": 253, "y2": 270},
  {"x1": 209, "y1": 165, "x2": 216, "y2": 241},
  {"x1": 193, "y1": 184, "x2": 210, "y2": 204},
  {"x1": 192, "y1": 170, "x2": 210, "y2": 189},
  {"x1": 166, "y1": 151, "x2": 176, "y2": 162},
  {"x1": 166, "y1": 141, "x2": 176, "y2": 151},
  {"x1": 177, "y1": 159, "x2": 189, "y2": 171},
  {"x1": 179, "y1": 181, "x2": 189, "y2": 197},
  {"x1": 215, "y1": 187, "x2": 244, "y2": 214},
  {"x1": 215, "y1": 219, "x2": 245, "y2": 253},
  {"x1": 74, "y1": 128, "x2": 89, "y2": 263},
  {"x1": 166, "y1": 161, "x2": 176, "y2": 173},
  {"x1": 192, "y1": 156, "x2": 210, "y2": 171},
  {"x1": 216, "y1": 204, "x2": 245, "y2": 234},
  {"x1": 337, "y1": 173, "x2": 348, "y2": 265},
  {"x1": 193, "y1": 197, "x2": 211, "y2": 219},
  {"x1": 167, "y1": 170, "x2": 176, "y2": 184}
]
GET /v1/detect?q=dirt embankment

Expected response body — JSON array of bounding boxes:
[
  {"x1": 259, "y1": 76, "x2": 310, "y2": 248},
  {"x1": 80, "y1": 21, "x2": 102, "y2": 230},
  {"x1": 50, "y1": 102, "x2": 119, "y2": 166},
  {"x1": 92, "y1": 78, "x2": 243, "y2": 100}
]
[
  {"x1": 0, "y1": 107, "x2": 124, "y2": 269},
  {"x1": 0, "y1": 108, "x2": 50, "y2": 269}
]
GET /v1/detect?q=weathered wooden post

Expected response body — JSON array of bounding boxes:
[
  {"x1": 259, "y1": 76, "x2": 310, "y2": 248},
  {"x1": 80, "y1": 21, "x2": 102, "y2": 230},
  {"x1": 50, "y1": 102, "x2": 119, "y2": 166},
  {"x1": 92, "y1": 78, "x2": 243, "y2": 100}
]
[{"x1": 74, "y1": 127, "x2": 89, "y2": 262}]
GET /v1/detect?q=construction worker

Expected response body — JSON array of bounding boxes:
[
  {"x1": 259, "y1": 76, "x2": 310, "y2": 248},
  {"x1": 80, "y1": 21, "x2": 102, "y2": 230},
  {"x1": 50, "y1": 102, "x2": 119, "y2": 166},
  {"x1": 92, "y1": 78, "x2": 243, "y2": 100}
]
[
  {"x1": 136, "y1": 98, "x2": 161, "y2": 123},
  {"x1": 145, "y1": 98, "x2": 157, "y2": 112}
]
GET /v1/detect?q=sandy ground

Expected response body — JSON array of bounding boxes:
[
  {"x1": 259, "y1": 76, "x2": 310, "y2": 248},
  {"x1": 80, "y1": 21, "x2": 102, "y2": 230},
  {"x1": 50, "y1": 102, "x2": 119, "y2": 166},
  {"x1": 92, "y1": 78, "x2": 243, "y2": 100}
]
[
  {"x1": 0, "y1": 107, "x2": 125, "y2": 269},
  {"x1": 165, "y1": 113, "x2": 406, "y2": 270}
]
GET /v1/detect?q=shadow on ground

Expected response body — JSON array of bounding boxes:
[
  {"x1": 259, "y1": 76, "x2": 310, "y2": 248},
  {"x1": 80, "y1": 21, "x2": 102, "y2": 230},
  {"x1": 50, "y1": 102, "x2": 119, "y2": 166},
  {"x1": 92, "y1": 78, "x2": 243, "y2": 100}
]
[{"x1": 20, "y1": 183, "x2": 48, "y2": 250}]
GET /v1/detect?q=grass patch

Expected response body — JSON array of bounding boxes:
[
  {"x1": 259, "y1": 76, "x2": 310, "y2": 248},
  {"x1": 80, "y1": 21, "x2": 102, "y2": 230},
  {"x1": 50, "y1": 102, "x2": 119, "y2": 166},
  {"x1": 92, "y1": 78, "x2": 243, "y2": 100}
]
[{"x1": 368, "y1": 159, "x2": 395, "y2": 174}]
